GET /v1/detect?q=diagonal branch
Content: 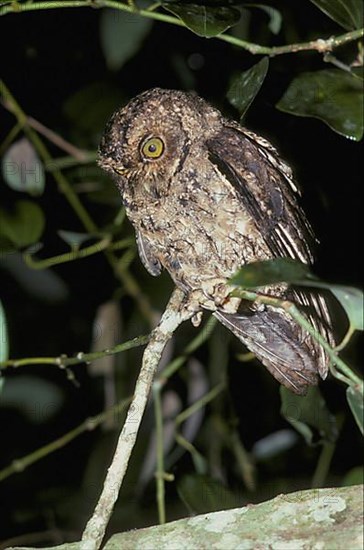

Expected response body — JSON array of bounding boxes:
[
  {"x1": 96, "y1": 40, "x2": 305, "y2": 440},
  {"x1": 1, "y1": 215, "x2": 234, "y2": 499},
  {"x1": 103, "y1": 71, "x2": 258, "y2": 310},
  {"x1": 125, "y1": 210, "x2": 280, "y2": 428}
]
[{"x1": 80, "y1": 287, "x2": 194, "y2": 550}]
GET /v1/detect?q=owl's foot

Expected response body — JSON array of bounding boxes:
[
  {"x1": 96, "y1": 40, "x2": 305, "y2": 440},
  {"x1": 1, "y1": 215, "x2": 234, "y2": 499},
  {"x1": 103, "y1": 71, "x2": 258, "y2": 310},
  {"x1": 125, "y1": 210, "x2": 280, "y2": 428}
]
[{"x1": 184, "y1": 280, "x2": 241, "y2": 316}]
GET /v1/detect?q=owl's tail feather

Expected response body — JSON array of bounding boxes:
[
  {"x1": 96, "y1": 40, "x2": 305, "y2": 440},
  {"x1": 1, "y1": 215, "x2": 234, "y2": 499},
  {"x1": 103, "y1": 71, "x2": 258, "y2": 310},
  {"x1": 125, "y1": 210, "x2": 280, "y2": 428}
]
[{"x1": 214, "y1": 308, "x2": 322, "y2": 395}]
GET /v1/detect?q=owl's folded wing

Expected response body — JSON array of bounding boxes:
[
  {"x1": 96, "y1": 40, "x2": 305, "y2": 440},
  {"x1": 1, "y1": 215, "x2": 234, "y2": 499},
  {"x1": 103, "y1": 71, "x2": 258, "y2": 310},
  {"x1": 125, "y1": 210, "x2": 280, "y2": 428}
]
[
  {"x1": 214, "y1": 308, "x2": 319, "y2": 394},
  {"x1": 206, "y1": 123, "x2": 334, "y2": 392}
]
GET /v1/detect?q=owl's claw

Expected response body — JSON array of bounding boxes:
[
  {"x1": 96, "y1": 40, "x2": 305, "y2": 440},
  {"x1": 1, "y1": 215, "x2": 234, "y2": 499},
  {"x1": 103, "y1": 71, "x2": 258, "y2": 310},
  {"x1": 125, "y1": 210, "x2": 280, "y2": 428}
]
[{"x1": 191, "y1": 311, "x2": 203, "y2": 327}]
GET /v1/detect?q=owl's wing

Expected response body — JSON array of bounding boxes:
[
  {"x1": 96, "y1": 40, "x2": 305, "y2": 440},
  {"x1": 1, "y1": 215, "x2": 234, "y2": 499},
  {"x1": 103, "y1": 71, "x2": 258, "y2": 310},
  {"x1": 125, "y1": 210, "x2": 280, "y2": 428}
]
[
  {"x1": 214, "y1": 309, "x2": 319, "y2": 393},
  {"x1": 207, "y1": 122, "x2": 315, "y2": 262},
  {"x1": 136, "y1": 231, "x2": 161, "y2": 276},
  {"x1": 207, "y1": 123, "x2": 334, "y2": 394}
]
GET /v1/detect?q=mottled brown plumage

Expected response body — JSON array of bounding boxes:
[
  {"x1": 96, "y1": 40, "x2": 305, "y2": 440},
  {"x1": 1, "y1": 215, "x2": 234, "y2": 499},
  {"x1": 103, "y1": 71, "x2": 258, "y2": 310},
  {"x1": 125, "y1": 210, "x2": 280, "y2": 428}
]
[{"x1": 99, "y1": 88, "x2": 334, "y2": 394}]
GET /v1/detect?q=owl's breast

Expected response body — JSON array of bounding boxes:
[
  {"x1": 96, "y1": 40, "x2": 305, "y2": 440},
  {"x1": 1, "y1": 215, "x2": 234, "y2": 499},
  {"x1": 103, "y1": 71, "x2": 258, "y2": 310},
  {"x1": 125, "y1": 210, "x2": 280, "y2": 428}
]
[{"x1": 124, "y1": 161, "x2": 272, "y2": 299}]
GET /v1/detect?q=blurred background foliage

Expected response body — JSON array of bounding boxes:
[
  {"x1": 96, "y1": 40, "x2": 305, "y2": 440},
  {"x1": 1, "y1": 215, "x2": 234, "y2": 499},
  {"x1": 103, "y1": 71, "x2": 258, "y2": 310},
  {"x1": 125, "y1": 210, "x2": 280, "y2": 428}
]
[{"x1": 0, "y1": 0, "x2": 363, "y2": 547}]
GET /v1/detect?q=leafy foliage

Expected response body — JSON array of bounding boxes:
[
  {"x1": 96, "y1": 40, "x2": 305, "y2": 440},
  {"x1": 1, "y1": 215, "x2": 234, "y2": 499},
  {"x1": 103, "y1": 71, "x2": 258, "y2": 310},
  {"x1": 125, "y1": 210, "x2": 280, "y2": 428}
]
[
  {"x1": 227, "y1": 57, "x2": 269, "y2": 120},
  {"x1": 0, "y1": 200, "x2": 45, "y2": 249},
  {"x1": 309, "y1": 0, "x2": 363, "y2": 30},
  {"x1": 163, "y1": 2, "x2": 241, "y2": 37},
  {"x1": 277, "y1": 69, "x2": 364, "y2": 141}
]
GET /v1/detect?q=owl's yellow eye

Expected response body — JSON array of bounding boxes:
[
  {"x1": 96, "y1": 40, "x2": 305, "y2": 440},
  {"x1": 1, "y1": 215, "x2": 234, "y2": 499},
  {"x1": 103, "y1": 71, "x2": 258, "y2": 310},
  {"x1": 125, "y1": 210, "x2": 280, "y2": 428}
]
[{"x1": 141, "y1": 137, "x2": 165, "y2": 159}]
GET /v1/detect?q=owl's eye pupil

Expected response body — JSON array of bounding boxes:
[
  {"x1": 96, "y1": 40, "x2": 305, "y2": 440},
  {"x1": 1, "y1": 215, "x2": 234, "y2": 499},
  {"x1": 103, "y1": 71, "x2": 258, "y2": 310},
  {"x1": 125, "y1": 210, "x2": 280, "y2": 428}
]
[{"x1": 141, "y1": 137, "x2": 164, "y2": 160}]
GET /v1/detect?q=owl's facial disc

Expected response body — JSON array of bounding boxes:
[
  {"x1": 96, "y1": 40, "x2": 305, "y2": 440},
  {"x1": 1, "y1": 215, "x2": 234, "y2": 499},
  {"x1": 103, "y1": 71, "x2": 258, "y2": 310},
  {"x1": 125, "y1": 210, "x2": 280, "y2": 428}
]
[{"x1": 99, "y1": 88, "x2": 223, "y2": 195}]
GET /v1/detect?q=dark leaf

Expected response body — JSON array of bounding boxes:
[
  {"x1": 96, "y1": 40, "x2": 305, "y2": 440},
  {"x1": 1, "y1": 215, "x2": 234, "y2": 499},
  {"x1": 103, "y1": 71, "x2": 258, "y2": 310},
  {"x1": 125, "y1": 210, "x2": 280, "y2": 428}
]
[
  {"x1": 64, "y1": 82, "x2": 124, "y2": 143},
  {"x1": 100, "y1": 9, "x2": 153, "y2": 71},
  {"x1": 342, "y1": 466, "x2": 364, "y2": 486},
  {"x1": 230, "y1": 257, "x2": 312, "y2": 288},
  {"x1": 280, "y1": 386, "x2": 338, "y2": 445},
  {"x1": 346, "y1": 386, "x2": 364, "y2": 435},
  {"x1": 0, "y1": 201, "x2": 45, "y2": 248},
  {"x1": 163, "y1": 2, "x2": 241, "y2": 37},
  {"x1": 177, "y1": 474, "x2": 239, "y2": 514},
  {"x1": 2, "y1": 137, "x2": 45, "y2": 196},
  {"x1": 277, "y1": 69, "x2": 363, "y2": 141},
  {"x1": 227, "y1": 57, "x2": 269, "y2": 119},
  {"x1": 309, "y1": 0, "x2": 363, "y2": 30}
]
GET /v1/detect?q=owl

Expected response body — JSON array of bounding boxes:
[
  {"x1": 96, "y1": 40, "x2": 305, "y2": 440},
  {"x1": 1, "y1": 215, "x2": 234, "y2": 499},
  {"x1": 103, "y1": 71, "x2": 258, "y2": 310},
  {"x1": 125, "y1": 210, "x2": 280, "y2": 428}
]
[{"x1": 99, "y1": 88, "x2": 334, "y2": 395}]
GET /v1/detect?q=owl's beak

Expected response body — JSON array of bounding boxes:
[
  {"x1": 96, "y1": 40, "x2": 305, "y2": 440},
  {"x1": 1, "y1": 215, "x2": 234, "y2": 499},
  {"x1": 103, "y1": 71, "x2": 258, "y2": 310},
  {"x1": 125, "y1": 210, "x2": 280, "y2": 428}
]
[
  {"x1": 98, "y1": 157, "x2": 129, "y2": 176},
  {"x1": 113, "y1": 165, "x2": 129, "y2": 176}
]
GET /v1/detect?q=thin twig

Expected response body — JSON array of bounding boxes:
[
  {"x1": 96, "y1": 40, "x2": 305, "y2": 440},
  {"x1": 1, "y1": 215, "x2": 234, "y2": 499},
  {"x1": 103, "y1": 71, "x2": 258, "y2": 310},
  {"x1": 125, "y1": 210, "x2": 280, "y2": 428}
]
[
  {"x1": 0, "y1": 397, "x2": 132, "y2": 482},
  {"x1": 23, "y1": 236, "x2": 112, "y2": 270},
  {"x1": 27, "y1": 113, "x2": 89, "y2": 161},
  {"x1": 0, "y1": 334, "x2": 149, "y2": 370},
  {"x1": 0, "y1": 1, "x2": 362, "y2": 57},
  {"x1": 81, "y1": 288, "x2": 193, "y2": 550},
  {"x1": 153, "y1": 379, "x2": 167, "y2": 524}
]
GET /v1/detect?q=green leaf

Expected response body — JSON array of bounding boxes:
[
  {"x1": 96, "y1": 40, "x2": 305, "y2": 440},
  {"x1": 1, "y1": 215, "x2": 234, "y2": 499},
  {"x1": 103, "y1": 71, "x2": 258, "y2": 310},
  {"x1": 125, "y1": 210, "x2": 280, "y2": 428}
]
[
  {"x1": 346, "y1": 386, "x2": 364, "y2": 435},
  {"x1": 280, "y1": 386, "x2": 338, "y2": 445},
  {"x1": 230, "y1": 258, "x2": 312, "y2": 288},
  {"x1": 0, "y1": 201, "x2": 45, "y2": 248},
  {"x1": 329, "y1": 285, "x2": 363, "y2": 331},
  {"x1": 2, "y1": 137, "x2": 45, "y2": 196},
  {"x1": 163, "y1": 2, "x2": 241, "y2": 37},
  {"x1": 100, "y1": 9, "x2": 153, "y2": 71},
  {"x1": 177, "y1": 474, "x2": 239, "y2": 514},
  {"x1": 277, "y1": 69, "x2": 364, "y2": 141},
  {"x1": 0, "y1": 299, "x2": 9, "y2": 363},
  {"x1": 227, "y1": 57, "x2": 269, "y2": 119},
  {"x1": 309, "y1": 0, "x2": 363, "y2": 31}
]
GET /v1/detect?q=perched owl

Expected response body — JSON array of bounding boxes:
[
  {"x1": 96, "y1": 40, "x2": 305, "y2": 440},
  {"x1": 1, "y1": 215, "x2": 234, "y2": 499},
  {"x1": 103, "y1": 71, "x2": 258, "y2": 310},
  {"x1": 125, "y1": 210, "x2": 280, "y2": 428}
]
[{"x1": 99, "y1": 88, "x2": 334, "y2": 395}]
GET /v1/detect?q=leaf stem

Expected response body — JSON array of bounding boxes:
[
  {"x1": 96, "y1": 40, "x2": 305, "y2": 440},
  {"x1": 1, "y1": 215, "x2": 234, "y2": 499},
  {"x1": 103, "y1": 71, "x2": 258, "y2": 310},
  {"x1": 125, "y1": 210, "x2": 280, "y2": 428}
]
[{"x1": 0, "y1": 1, "x2": 362, "y2": 56}]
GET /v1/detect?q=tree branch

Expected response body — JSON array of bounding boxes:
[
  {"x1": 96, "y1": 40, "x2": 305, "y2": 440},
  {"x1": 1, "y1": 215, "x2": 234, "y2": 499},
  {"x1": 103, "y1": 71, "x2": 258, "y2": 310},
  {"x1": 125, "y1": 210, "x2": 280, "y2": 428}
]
[
  {"x1": 80, "y1": 287, "x2": 193, "y2": 550},
  {"x1": 0, "y1": 1, "x2": 362, "y2": 56},
  {"x1": 0, "y1": 334, "x2": 149, "y2": 370}
]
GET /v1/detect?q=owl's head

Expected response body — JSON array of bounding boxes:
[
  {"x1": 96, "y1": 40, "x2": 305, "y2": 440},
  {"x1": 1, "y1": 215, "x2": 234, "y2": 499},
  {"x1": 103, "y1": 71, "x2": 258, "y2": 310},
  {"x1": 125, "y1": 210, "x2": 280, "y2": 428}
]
[{"x1": 98, "y1": 88, "x2": 222, "y2": 194}]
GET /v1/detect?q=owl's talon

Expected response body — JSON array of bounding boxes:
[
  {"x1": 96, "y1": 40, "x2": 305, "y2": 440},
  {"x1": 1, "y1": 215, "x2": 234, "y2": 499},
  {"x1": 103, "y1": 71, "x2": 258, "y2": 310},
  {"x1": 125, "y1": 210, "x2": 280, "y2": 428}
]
[{"x1": 191, "y1": 311, "x2": 203, "y2": 327}]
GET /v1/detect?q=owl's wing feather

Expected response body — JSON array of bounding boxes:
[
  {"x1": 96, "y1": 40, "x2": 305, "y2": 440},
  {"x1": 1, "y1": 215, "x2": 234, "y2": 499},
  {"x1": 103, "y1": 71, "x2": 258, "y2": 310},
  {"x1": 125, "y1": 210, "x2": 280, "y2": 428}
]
[
  {"x1": 136, "y1": 231, "x2": 161, "y2": 276},
  {"x1": 207, "y1": 123, "x2": 334, "y2": 393},
  {"x1": 207, "y1": 123, "x2": 315, "y2": 262},
  {"x1": 214, "y1": 309, "x2": 318, "y2": 394}
]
